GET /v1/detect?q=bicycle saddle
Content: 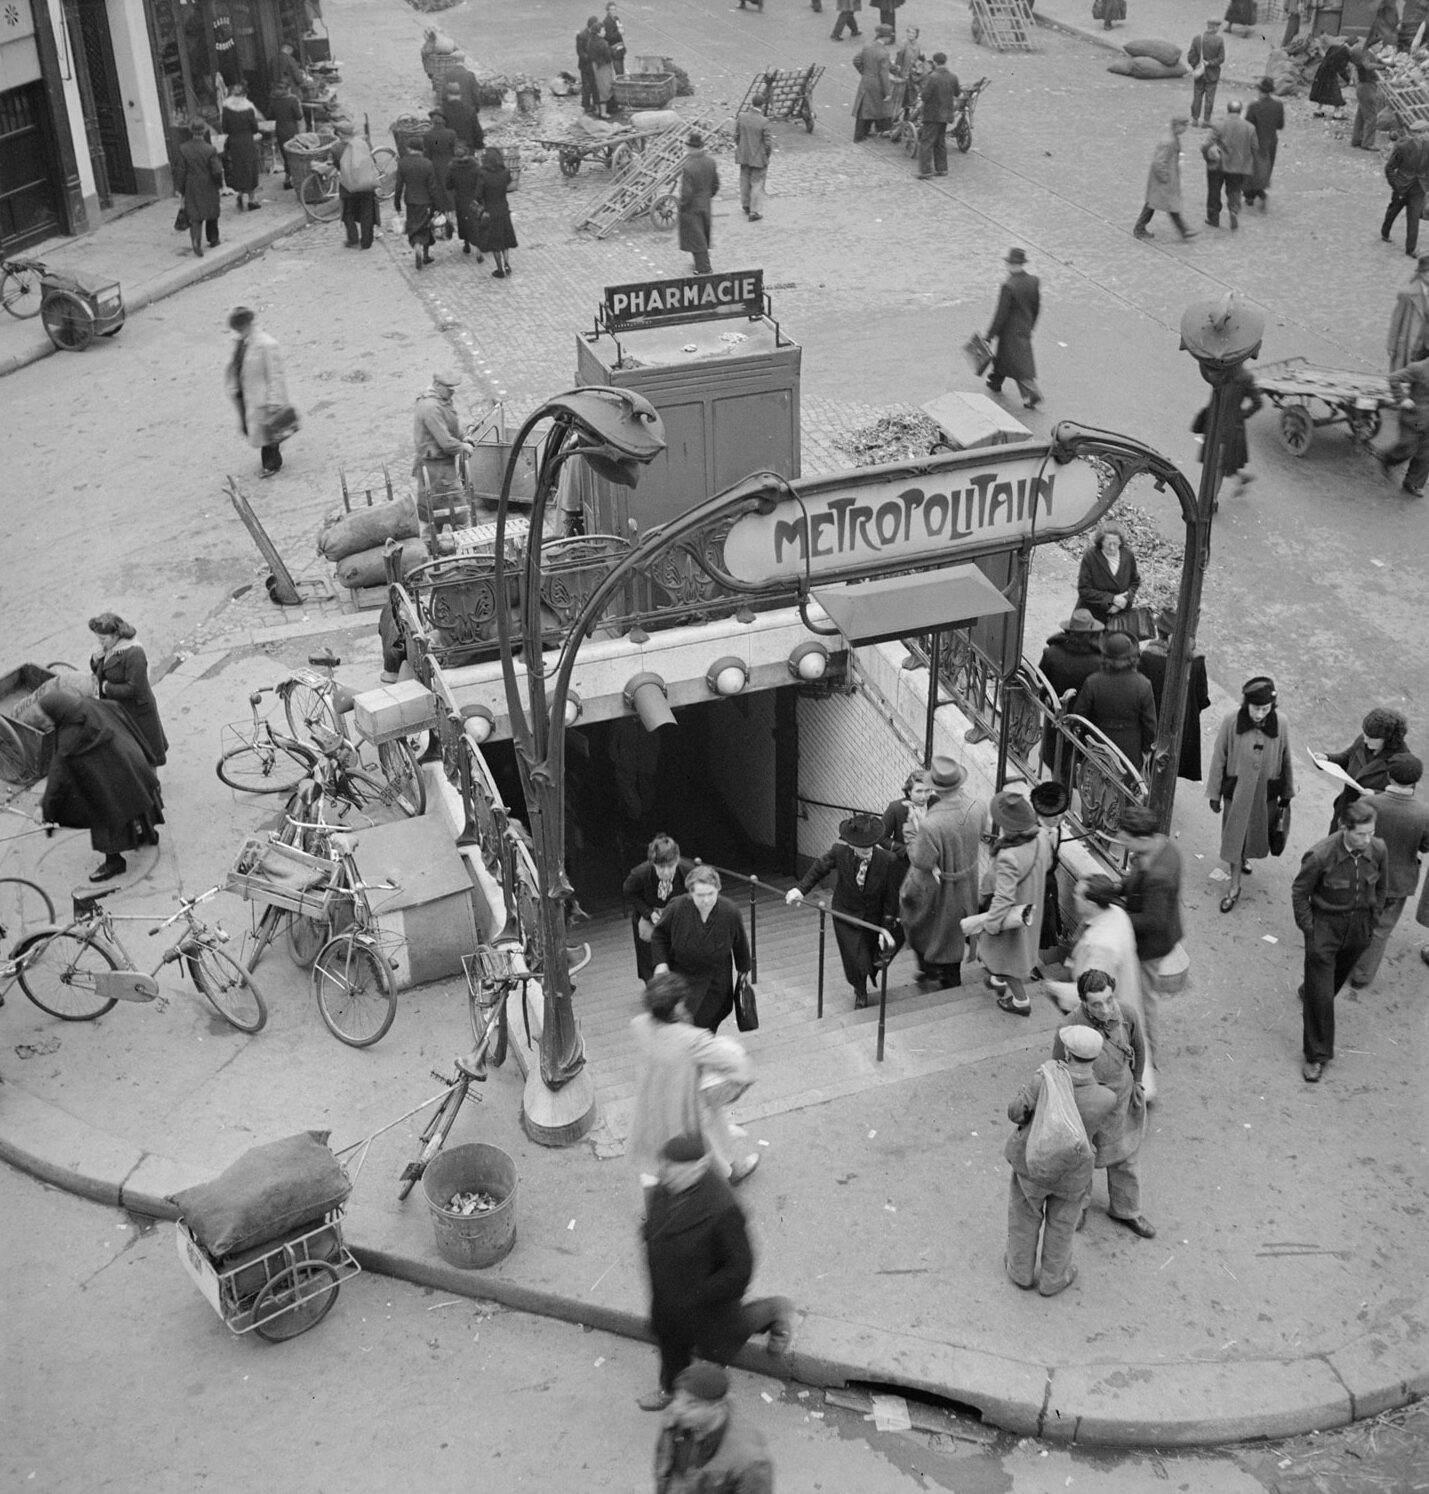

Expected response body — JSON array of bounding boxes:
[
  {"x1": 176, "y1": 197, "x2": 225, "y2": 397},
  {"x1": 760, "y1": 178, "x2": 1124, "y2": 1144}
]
[
  {"x1": 309, "y1": 648, "x2": 341, "y2": 669},
  {"x1": 73, "y1": 883, "x2": 122, "y2": 905}
]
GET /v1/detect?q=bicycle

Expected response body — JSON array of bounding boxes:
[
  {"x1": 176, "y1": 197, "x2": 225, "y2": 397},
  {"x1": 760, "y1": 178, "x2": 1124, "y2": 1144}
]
[
  {"x1": 216, "y1": 688, "x2": 321, "y2": 795},
  {"x1": 298, "y1": 138, "x2": 399, "y2": 224},
  {"x1": 0, "y1": 256, "x2": 45, "y2": 318},
  {"x1": 8, "y1": 885, "x2": 267, "y2": 1032}
]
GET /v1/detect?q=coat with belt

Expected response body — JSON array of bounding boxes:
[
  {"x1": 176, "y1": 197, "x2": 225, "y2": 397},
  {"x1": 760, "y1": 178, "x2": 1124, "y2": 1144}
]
[
  {"x1": 987, "y1": 270, "x2": 1039, "y2": 382},
  {"x1": 977, "y1": 831, "x2": 1051, "y2": 981},
  {"x1": 852, "y1": 41, "x2": 894, "y2": 119},
  {"x1": 1144, "y1": 135, "x2": 1184, "y2": 213},
  {"x1": 174, "y1": 136, "x2": 223, "y2": 222},
  {"x1": 225, "y1": 329, "x2": 290, "y2": 449},
  {"x1": 677, "y1": 149, "x2": 720, "y2": 256},
  {"x1": 902, "y1": 789, "x2": 988, "y2": 964}
]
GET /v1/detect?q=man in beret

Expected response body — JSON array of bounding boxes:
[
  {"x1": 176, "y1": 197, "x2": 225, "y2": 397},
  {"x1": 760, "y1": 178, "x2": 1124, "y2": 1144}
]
[
  {"x1": 1004, "y1": 1027, "x2": 1118, "y2": 1295},
  {"x1": 639, "y1": 1135, "x2": 794, "y2": 1412},
  {"x1": 412, "y1": 370, "x2": 473, "y2": 521},
  {"x1": 654, "y1": 1363, "x2": 773, "y2": 1492},
  {"x1": 786, "y1": 812, "x2": 899, "y2": 1009}
]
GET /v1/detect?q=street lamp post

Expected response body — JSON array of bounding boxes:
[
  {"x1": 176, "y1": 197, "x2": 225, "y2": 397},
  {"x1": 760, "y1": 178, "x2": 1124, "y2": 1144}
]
[
  {"x1": 1147, "y1": 294, "x2": 1265, "y2": 833},
  {"x1": 491, "y1": 388, "x2": 665, "y2": 1146}
]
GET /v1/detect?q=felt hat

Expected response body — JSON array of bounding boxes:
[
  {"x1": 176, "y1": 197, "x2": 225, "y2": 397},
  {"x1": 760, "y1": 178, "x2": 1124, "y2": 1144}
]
[
  {"x1": 1061, "y1": 607, "x2": 1104, "y2": 634},
  {"x1": 1241, "y1": 676, "x2": 1276, "y2": 705},
  {"x1": 1060, "y1": 1026, "x2": 1104, "y2": 1061},
  {"x1": 675, "y1": 1364, "x2": 730, "y2": 1401},
  {"x1": 1006, "y1": 247, "x2": 1028, "y2": 266},
  {"x1": 839, "y1": 812, "x2": 885, "y2": 849},
  {"x1": 1101, "y1": 631, "x2": 1136, "y2": 661},
  {"x1": 990, "y1": 790, "x2": 1037, "y2": 836},
  {"x1": 661, "y1": 1133, "x2": 706, "y2": 1163},
  {"x1": 928, "y1": 755, "x2": 967, "y2": 791},
  {"x1": 432, "y1": 370, "x2": 463, "y2": 388},
  {"x1": 1030, "y1": 782, "x2": 1070, "y2": 817}
]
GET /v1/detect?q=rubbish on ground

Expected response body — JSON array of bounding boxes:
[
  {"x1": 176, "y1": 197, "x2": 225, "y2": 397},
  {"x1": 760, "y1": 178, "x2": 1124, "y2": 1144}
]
[{"x1": 870, "y1": 1393, "x2": 912, "y2": 1431}]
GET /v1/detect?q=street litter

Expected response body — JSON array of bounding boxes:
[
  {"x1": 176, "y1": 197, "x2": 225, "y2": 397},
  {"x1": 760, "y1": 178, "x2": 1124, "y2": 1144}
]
[
  {"x1": 870, "y1": 1393, "x2": 912, "y2": 1431},
  {"x1": 1262, "y1": 935, "x2": 1278, "y2": 944},
  {"x1": 1209, "y1": 867, "x2": 1229, "y2": 881},
  {"x1": 14, "y1": 1036, "x2": 61, "y2": 1059},
  {"x1": 761, "y1": 1391, "x2": 773, "y2": 1403},
  {"x1": 446, "y1": 1190, "x2": 500, "y2": 1215}
]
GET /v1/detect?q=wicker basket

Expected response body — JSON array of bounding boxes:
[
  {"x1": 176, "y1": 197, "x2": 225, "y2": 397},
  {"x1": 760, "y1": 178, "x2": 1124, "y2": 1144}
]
[
  {"x1": 286, "y1": 138, "x2": 338, "y2": 197},
  {"x1": 391, "y1": 119, "x2": 428, "y2": 156},
  {"x1": 613, "y1": 73, "x2": 676, "y2": 109}
]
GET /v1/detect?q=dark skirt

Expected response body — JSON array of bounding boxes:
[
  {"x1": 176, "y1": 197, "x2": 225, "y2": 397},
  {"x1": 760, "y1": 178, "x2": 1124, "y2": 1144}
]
[
  {"x1": 1310, "y1": 54, "x2": 1348, "y2": 108},
  {"x1": 404, "y1": 204, "x2": 435, "y2": 247},
  {"x1": 477, "y1": 207, "x2": 517, "y2": 252},
  {"x1": 221, "y1": 108, "x2": 261, "y2": 192}
]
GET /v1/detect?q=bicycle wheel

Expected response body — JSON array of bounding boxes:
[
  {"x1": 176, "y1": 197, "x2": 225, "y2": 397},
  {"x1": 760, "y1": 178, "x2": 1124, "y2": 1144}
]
[
  {"x1": 0, "y1": 877, "x2": 55, "y2": 950},
  {"x1": 187, "y1": 941, "x2": 268, "y2": 1033},
  {"x1": 372, "y1": 147, "x2": 399, "y2": 201},
  {"x1": 286, "y1": 910, "x2": 330, "y2": 968},
  {"x1": 41, "y1": 289, "x2": 95, "y2": 351},
  {"x1": 312, "y1": 933, "x2": 396, "y2": 1047},
  {"x1": 16, "y1": 928, "x2": 119, "y2": 1019},
  {"x1": 251, "y1": 1260, "x2": 341, "y2": 1341},
  {"x1": 397, "y1": 1082, "x2": 466, "y2": 1200},
  {"x1": 334, "y1": 766, "x2": 402, "y2": 817},
  {"x1": 282, "y1": 681, "x2": 339, "y2": 743},
  {"x1": 954, "y1": 121, "x2": 972, "y2": 154},
  {"x1": 376, "y1": 737, "x2": 426, "y2": 818},
  {"x1": 1, "y1": 264, "x2": 43, "y2": 318},
  {"x1": 299, "y1": 169, "x2": 342, "y2": 223},
  {"x1": 217, "y1": 738, "x2": 318, "y2": 795}
]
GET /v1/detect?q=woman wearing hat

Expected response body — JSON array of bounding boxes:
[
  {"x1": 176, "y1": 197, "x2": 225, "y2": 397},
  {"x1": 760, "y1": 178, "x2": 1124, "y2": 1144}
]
[
  {"x1": 1073, "y1": 631, "x2": 1158, "y2": 773},
  {"x1": 89, "y1": 613, "x2": 167, "y2": 767},
  {"x1": 1323, "y1": 707, "x2": 1411, "y2": 832},
  {"x1": 975, "y1": 790, "x2": 1051, "y2": 1016},
  {"x1": 1076, "y1": 520, "x2": 1141, "y2": 629},
  {"x1": 786, "y1": 813, "x2": 899, "y2": 1009},
  {"x1": 1206, "y1": 676, "x2": 1295, "y2": 913},
  {"x1": 902, "y1": 755, "x2": 987, "y2": 988}
]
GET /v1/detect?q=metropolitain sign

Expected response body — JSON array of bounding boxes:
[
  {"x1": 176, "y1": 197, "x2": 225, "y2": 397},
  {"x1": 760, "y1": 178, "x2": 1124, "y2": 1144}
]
[{"x1": 721, "y1": 446, "x2": 1112, "y2": 586}]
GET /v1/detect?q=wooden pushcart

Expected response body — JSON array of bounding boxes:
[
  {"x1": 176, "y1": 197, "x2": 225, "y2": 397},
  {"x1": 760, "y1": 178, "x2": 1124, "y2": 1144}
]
[
  {"x1": 739, "y1": 65, "x2": 824, "y2": 133},
  {"x1": 1254, "y1": 357, "x2": 1395, "y2": 457}
]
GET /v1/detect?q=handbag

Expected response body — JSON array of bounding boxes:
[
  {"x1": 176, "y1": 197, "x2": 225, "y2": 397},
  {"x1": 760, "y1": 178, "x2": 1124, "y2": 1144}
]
[
  {"x1": 264, "y1": 404, "x2": 302, "y2": 444},
  {"x1": 734, "y1": 971, "x2": 759, "y2": 1033},
  {"x1": 1105, "y1": 604, "x2": 1156, "y2": 641},
  {"x1": 1268, "y1": 799, "x2": 1292, "y2": 856},
  {"x1": 963, "y1": 331, "x2": 994, "y2": 377},
  {"x1": 174, "y1": 206, "x2": 190, "y2": 232}
]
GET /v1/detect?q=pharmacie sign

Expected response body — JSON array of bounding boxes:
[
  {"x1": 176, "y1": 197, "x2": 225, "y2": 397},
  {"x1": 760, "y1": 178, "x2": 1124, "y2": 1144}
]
[
  {"x1": 603, "y1": 270, "x2": 764, "y2": 329},
  {"x1": 722, "y1": 445, "x2": 1113, "y2": 585}
]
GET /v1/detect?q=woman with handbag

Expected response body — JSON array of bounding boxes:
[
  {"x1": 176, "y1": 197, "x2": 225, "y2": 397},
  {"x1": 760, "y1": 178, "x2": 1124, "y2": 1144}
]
[
  {"x1": 1075, "y1": 521, "x2": 1141, "y2": 629},
  {"x1": 173, "y1": 121, "x2": 223, "y2": 258},
  {"x1": 651, "y1": 865, "x2": 751, "y2": 1035},
  {"x1": 1206, "y1": 675, "x2": 1295, "y2": 913},
  {"x1": 224, "y1": 307, "x2": 298, "y2": 478},
  {"x1": 971, "y1": 791, "x2": 1051, "y2": 1017},
  {"x1": 1192, "y1": 365, "x2": 1262, "y2": 500}
]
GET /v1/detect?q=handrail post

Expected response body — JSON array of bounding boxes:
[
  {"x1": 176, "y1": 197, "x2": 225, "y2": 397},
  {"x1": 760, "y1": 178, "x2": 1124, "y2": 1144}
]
[
  {"x1": 747, "y1": 875, "x2": 759, "y2": 983},
  {"x1": 816, "y1": 906, "x2": 826, "y2": 1019},
  {"x1": 876, "y1": 959, "x2": 888, "y2": 1062}
]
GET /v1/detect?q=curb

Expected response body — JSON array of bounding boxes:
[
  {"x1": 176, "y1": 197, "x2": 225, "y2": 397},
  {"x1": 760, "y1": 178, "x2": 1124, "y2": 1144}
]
[
  {"x1": 3, "y1": 1080, "x2": 1423, "y2": 1447},
  {"x1": 0, "y1": 212, "x2": 310, "y2": 381},
  {"x1": 1033, "y1": 14, "x2": 1261, "y2": 90}
]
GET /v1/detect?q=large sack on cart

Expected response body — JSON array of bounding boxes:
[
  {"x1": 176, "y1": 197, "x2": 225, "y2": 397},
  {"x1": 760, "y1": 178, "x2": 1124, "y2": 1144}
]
[
  {"x1": 318, "y1": 494, "x2": 419, "y2": 561},
  {"x1": 169, "y1": 1129, "x2": 351, "y2": 1258}
]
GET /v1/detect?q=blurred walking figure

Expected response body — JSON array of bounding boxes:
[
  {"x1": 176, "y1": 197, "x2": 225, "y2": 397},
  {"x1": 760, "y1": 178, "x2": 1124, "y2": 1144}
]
[
  {"x1": 269, "y1": 80, "x2": 303, "y2": 190},
  {"x1": 89, "y1": 614, "x2": 167, "y2": 766},
  {"x1": 1114, "y1": 805, "x2": 1184, "y2": 1086},
  {"x1": 984, "y1": 248, "x2": 1041, "y2": 409},
  {"x1": 1386, "y1": 255, "x2": 1429, "y2": 370},
  {"x1": 915, "y1": 52, "x2": 960, "y2": 179},
  {"x1": 1379, "y1": 354, "x2": 1429, "y2": 492},
  {"x1": 624, "y1": 834, "x2": 692, "y2": 982},
  {"x1": 654, "y1": 1365, "x2": 773, "y2": 1492},
  {"x1": 225, "y1": 307, "x2": 296, "y2": 479},
  {"x1": 173, "y1": 121, "x2": 222, "y2": 257},
  {"x1": 1207, "y1": 676, "x2": 1295, "y2": 913},
  {"x1": 1243, "y1": 78, "x2": 1285, "y2": 208},
  {"x1": 220, "y1": 81, "x2": 264, "y2": 212},
  {"x1": 677, "y1": 133, "x2": 719, "y2": 275},
  {"x1": 1188, "y1": 19, "x2": 1226, "y2": 126},
  {"x1": 638, "y1": 1133, "x2": 794, "y2": 1411},
  {"x1": 734, "y1": 90, "x2": 774, "y2": 221},
  {"x1": 1348, "y1": 754, "x2": 1429, "y2": 988},
  {"x1": 393, "y1": 140, "x2": 439, "y2": 269},
  {"x1": 1003, "y1": 1026, "x2": 1117, "y2": 1296},
  {"x1": 831, "y1": 0, "x2": 863, "y2": 41},
  {"x1": 1134, "y1": 118, "x2": 1196, "y2": 240},
  {"x1": 1192, "y1": 363, "x2": 1262, "y2": 497},
  {"x1": 901, "y1": 756, "x2": 987, "y2": 989}
]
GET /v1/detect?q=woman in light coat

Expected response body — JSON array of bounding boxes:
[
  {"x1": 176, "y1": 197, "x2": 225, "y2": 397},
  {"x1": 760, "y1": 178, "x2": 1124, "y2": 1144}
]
[
  {"x1": 971, "y1": 790, "x2": 1050, "y2": 1017},
  {"x1": 1133, "y1": 117, "x2": 1194, "y2": 241},
  {"x1": 224, "y1": 306, "x2": 295, "y2": 478},
  {"x1": 1206, "y1": 675, "x2": 1294, "y2": 914}
]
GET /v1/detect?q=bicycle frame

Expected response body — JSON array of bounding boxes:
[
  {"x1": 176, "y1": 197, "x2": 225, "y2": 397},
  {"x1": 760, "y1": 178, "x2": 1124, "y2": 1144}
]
[{"x1": 55, "y1": 888, "x2": 231, "y2": 1002}]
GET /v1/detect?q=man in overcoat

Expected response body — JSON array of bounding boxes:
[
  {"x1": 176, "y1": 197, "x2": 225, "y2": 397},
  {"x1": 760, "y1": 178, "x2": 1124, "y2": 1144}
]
[
  {"x1": 915, "y1": 52, "x2": 959, "y2": 179},
  {"x1": 1378, "y1": 347, "x2": 1429, "y2": 494},
  {"x1": 1349, "y1": 754, "x2": 1429, "y2": 988},
  {"x1": 786, "y1": 812, "x2": 899, "y2": 1009},
  {"x1": 677, "y1": 133, "x2": 719, "y2": 275},
  {"x1": 734, "y1": 91, "x2": 774, "y2": 221},
  {"x1": 1382, "y1": 120, "x2": 1429, "y2": 257},
  {"x1": 985, "y1": 247, "x2": 1041, "y2": 409},
  {"x1": 851, "y1": 28, "x2": 895, "y2": 141},
  {"x1": 173, "y1": 121, "x2": 223, "y2": 258},
  {"x1": 1134, "y1": 118, "x2": 1196, "y2": 241},
  {"x1": 901, "y1": 756, "x2": 988, "y2": 988}
]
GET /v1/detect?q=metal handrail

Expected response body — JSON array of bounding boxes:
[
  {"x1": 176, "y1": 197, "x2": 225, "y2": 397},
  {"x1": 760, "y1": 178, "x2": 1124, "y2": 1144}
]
[{"x1": 692, "y1": 860, "x2": 898, "y2": 1062}]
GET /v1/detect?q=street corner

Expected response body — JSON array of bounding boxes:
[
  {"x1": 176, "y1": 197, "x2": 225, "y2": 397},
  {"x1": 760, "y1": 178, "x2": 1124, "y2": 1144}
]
[
  {"x1": 1326, "y1": 1301, "x2": 1429, "y2": 1420},
  {"x1": 1044, "y1": 1354, "x2": 1355, "y2": 1446},
  {"x1": 0, "y1": 1083, "x2": 144, "y2": 1212}
]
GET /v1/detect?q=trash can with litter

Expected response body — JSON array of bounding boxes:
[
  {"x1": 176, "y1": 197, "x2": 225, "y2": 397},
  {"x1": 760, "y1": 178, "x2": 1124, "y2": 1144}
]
[{"x1": 422, "y1": 1143, "x2": 517, "y2": 1268}]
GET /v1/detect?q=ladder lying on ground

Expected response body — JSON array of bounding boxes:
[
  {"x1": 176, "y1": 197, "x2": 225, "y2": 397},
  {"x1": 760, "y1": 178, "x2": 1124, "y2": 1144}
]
[
  {"x1": 970, "y1": 0, "x2": 1036, "y2": 52},
  {"x1": 576, "y1": 113, "x2": 721, "y2": 239}
]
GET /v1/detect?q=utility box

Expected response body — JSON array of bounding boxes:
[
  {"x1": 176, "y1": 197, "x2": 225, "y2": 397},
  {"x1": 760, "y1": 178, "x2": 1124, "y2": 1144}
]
[{"x1": 572, "y1": 269, "x2": 801, "y2": 535}]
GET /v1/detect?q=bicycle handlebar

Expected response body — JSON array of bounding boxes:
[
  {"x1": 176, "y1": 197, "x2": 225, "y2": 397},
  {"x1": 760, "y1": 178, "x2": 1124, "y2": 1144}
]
[{"x1": 148, "y1": 885, "x2": 220, "y2": 934}]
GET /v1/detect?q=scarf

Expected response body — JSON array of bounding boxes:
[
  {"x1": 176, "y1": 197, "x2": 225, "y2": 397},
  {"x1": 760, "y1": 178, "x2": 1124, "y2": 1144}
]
[
  {"x1": 1235, "y1": 704, "x2": 1279, "y2": 737},
  {"x1": 655, "y1": 863, "x2": 677, "y2": 902}
]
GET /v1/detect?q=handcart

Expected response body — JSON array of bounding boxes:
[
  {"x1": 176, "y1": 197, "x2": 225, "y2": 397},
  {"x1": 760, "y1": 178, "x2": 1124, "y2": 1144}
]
[
  {"x1": 739, "y1": 65, "x2": 823, "y2": 133},
  {"x1": 536, "y1": 121, "x2": 660, "y2": 178},
  {"x1": 1253, "y1": 356, "x2": 1395, "y2": 457},
  {"x1": 577, "y1": 114, "x2": 724, "y2": 237}
]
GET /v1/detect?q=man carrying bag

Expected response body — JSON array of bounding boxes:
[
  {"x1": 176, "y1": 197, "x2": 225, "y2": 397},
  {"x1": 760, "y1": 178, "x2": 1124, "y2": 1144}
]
[{"x1": 335, "y1": 122, "x2": 381, "y2": 250}]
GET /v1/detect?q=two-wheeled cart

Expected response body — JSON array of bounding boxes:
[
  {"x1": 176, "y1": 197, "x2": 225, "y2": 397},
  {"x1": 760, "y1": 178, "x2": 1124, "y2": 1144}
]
[
  {"x1": 739, "y1": 65, "x2": 824, "y2": 133},
  {"x1": 536, "y1": 121, "x2": 663, "y2": 178},
  {"x1": 577, "y1": 113, "x2": 722, "y2": 237},
  {"x1": 1254, "y1": 357, "x2": 1395, "y2": 457}
]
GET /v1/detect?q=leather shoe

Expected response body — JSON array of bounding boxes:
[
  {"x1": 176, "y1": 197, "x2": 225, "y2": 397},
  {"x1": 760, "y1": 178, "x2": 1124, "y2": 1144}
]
[
  {"x1": 89, "y1": 856, "x2": 125, "y2": 882},
  {"x1": 1113, "y1": 1214, "x2": 1157, "y2": 1239},
  {"x1": 730, "y1": 1152, "x2": 760, "y2": 1186},
  {"x1": 996, "y1": 992, "x2": 1031, "y2": 1017},
  {"x1": 1302, "y1": 1060, "x2": 1324, "y2": 1083}
]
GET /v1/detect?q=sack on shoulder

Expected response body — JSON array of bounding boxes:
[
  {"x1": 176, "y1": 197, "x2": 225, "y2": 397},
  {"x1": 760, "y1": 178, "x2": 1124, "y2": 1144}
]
[
  {"x1": 339, "y1": 137, "x2": 381, "y2": 194},
  {"x1": 1024, "y1": 1061, "x2": 1093, "y2": 1185},
  {"x1": 734, "y1": 972, "x2": 759, "y2": 1032}
]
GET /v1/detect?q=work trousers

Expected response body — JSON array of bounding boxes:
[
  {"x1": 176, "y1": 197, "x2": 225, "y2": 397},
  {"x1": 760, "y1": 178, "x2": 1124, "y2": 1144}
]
[
  {"x1": 654, "y1": 1297, "x2": 788, "y2": 1392},
  {"x1": 831, "y1": 11, "x2": 861, "y2": 38},
  {"x1": 1350, "y1": 896, "x2": 1407, "y2": 986},
  {"x1": 341, "y1": 188, "x2": 376, "y2": 248},
  {"x1": 1191, "y1": 75, "x2": 1219, "y2": 123},
  {"x1": 579, "y1": 61, "x2": 596, "y2": 112},
  {"x1": 1384, "y1": 184, "x2": 1426, "y2": 254},
  {"x1": 917, "y1": 121, "x2": 948, "y2": 175},
  {"x1": 738, "y1": 164, "x2": 768, "y2": 215},
  {"x1": 1103, "y1": 1156, "x2": 1142, "y2": 1220},
  {"x1": 1006, "y1": 1174, "x2": 1082, "y2": 1295},
  {"x1": 1206, "y1": 169, "x2": 1245, "y2": 224},
  {"x1": 1134, "y1": 204, "x2": 1194, "y2": 239},
  {"x1": 1381, "y1": 407, "x2": 1429, "y2": 492},
  {"x1": 1301, "y1": 908, "x2": 1375, "y2": 1062},
  {"x1": 1351, "y1": 83, "x2": 1380, "y2": 148}
]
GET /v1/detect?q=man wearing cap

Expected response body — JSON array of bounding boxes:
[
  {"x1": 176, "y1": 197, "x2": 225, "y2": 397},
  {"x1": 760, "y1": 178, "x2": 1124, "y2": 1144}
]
[
  {"x1": 1292, "y1": 801, "x2": 1388, "y2": 1082},
  {"x1": 915, "y1": 52, "x2": 959, "y2": 179},
  {"x1": 1187, "y1": 19, "x2": 1226, "y2": 128},
  {"x1": 1138, "y1": 609, "x2": 1210, "y2": 782},
  {"x1": 902, "y1": 756, "x2": 988, "y2": 988},
  {"x1": 654, "y1": 1363, "x2": 773, "y2": 1492},
  {"x1": 984, "y1": 249, "x2": 1041, "y2": 410},
  {"x1": 640, "y1": 1134, "x2": 794, "y2": 1413},
  {"x1": 852, "y1": 27, "x2": 895, "y2": 140},
  {"x1": 678, "y1": 133, "x2": 720, "y2": 275},
  {"x1": 1383, "y1": 121, "x2": 1429, "y2": 257},
  {"x1": 1073, "y1": 632, "x2": 1158, "y2": 772},
  {"x1": 1004, "y1": 1027, "x2": 1118, "y2": 1295},
  {"x1": 734, "y1": 91, "x2": 774, "y2": 222},
  {"x1": 786, "y1": 813, "x2": 899, "y2": 1009},
  {"x1": 413, "y1": 372, "x2": 473, "y2": 518},
  {"x1": 1348, "y1": 754, "x2": 1429, "y2": 988},
  {"x1": 1134, "y1": 118, "x2": 1196, "y2": 242}
]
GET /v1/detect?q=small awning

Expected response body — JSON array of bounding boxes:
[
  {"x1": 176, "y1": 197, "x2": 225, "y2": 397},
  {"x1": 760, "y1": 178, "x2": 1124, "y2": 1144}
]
[{"x1": 812, "y1": 566, "x2": 1013, "y2": 647}]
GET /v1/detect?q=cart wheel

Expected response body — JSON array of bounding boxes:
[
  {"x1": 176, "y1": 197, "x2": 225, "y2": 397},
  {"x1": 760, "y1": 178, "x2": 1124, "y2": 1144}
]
[
  {"x1": 802, "y1": 102, "x2": 816, "y2": 134},
  {"x1": 1347, "y1": 407, "x2": 1382, "y2": 444},
  {"x1": 649, "y1": 192, "x2": 679, "y2": 230},
  {"x1": 610, "y1": 142, "x2": 635, "y2": 174},
  {"x1": 954, "y1": 122, "x2": 972, "y2": 154},
  {"x1": 371, "y1": 147, "x2": 398, "y2": 201},
  {"x1": 902, "y1": 122, "x2": 918, "y2": 157},
  {"x1": 251, "y1": 1260, "x2": 341, "y2": 1342},
  {"x1": 1278, "y1": 405, "x2": 1314, "y2": 457},
  {"x1": 559, "y1": 149, "x2": 582, "y2": 177},
  {"x1": 41, "y1": 290, "x2": 95, "y2": 352}
]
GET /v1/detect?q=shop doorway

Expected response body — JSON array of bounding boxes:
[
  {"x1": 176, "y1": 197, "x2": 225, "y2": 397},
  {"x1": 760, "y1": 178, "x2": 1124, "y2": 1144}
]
[
  {"x1": 0, "y1": 83, "x2": 66, "y2": 251},
  {"x1": 66, "y1": 0, "x2": 136, "y2": 202}
]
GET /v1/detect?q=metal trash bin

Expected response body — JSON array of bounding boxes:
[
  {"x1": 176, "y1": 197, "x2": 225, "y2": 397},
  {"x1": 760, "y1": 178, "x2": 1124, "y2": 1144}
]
[{"x1": 422, "y1": 1143, "x2": 517, "y2": 1268}]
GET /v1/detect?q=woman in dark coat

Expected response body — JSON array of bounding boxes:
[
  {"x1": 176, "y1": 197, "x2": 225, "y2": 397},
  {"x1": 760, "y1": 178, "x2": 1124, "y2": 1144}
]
[
  {"x1": 1073, "y1": 631, "x2": 1158, "y2": 771},
  {"x1": 623, "y1": 833, "x2": 692, "y2": 982},
  {"x1": 1310, "y1": 41, "x2": 1353, "y2": 115},
  {"x1": 1243, "y1": 77, "x2": 1285, "y2": 206},
  {"x1": 1194, "y1": 365, "x2": 1263, "y2": 497},
  {"x1": 651, "y1": 865, "x2": 752, "y2": 1033},
  {"x1": 1137, "y1": 608, "x2": 1210, "y2": 781},
  {"x1": 220, "y1": 82, "x2": 264, "y2": 211},
  {"x1": 423, "y1": 110, "x2": 458, "y2": 221},
  {"x1": 88, "y1": 613, "x2": 167, "y2": 766},
  {"x1": 39, "y1": 683, "x2": 164, "y2": 882},
  {"x1": 444, "y1": 142, "x2": 486, "y2": 260},
  {"x1": 475, "y1": 147, "x2": 517, "y2": 278},
  {"x1": 1076, "y1": 520, "x2": 1141, "y2": 628},
  {"x1": 393, "y1": 142, "x2": 438, "y2": 269},
  {"x1": 269, "y1": 81, "x2": 304, "y2": 189},
  {"x1": 173, "y1": 121, "x2": 223, "y2": 257},
  {"x1": 1325, "y1": 707, "x2": 1411, "y2": 831}
]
